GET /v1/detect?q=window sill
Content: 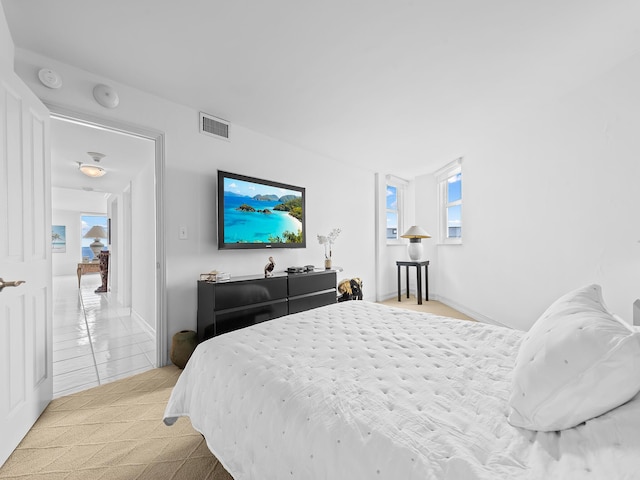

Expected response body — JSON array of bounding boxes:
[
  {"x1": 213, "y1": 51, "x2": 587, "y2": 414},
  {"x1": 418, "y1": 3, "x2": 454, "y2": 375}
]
[
  {"x1": 438, "y1": 239, "x2": 463, "y2": 246},
  {"x1": 386, "y1": 241, "x2": 406, "y2": 247}
]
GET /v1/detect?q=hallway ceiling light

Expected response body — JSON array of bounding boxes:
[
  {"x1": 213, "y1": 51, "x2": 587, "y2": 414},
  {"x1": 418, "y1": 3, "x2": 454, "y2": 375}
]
[{"x1": 78, "y1": 151, "x2": 107, "y2": 178}]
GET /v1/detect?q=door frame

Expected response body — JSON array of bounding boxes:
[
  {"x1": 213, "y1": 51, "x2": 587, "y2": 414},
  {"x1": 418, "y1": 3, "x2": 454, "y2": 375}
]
[{"x1": 47, "y1": 102, "x2": 167, "y2": 367}]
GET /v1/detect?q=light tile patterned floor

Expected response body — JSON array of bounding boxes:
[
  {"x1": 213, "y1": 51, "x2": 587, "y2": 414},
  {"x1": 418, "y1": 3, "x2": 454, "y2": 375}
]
[{"x1": 53, "y1": 274, "x2": 156, "y2": 398}]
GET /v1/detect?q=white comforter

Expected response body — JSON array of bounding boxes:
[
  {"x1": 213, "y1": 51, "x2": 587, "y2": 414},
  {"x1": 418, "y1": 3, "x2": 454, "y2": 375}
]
[{"x1": 164, "y1": 301, "x2": 640, "y2": 479}]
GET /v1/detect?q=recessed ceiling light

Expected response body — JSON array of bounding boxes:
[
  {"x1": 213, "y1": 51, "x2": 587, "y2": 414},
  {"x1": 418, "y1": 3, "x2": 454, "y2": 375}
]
[{"x1": 93, "y1": 84, "x2": 119, "y2": 108}]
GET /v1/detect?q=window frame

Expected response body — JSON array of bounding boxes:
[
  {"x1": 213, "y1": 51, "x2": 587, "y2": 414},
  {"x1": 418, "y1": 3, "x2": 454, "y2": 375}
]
[
  {"x1": 81, "y1": 213, "x2": 109, "y2": 261},
  {"x1": 436, "y1": 158, "x2": 463, "y2": 245},
  {"x1": 385, "y1": 175, "x2": 408, "y2": 245}
]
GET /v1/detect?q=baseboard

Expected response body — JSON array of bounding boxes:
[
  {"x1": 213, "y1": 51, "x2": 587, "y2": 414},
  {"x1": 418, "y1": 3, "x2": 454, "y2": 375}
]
[
  {"x1": 379, "y1": 288, "x2": 508, "y2": 328},
  {"x1": 431, "y1": 294, "x2": 508, "y2": 328},
  {"x1": 131, "y1": 308, "x2": 156, "y2": 337}
]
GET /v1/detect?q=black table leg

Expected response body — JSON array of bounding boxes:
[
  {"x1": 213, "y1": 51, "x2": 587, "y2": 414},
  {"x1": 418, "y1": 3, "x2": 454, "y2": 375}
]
[
  {"x1": 424, "y1": 264, "x2": 429, "y2": 301},
  {"x1": 397, "y1": 264, "x2": 401, "y2": 302},
  {"x1": 405, "y1": 266, "x2": 410, "y2": 299},
  {"x1": 416, "y1": 266, "x2": 423, "y2": 305}
]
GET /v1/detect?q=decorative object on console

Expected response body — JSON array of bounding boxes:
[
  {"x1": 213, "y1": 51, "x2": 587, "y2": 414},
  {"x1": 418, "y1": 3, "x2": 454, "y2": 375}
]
[
  {"x1": 338, "y1": 277, "x2": 363, "y2": 302},
  {"x1": 200, "y1": 271, "x2": 231, "y2": 282},
  {"x1": 401, "y1": 225, "x2": 431, "y2": 261},
  {"x1": 170, "y1": 330, "x2": 198, "y2": 369},
  {"x1": 84, "y1": 225, "x2": 108, "y2": 260},
  {"x1": 95, "y1": 251, "x2": 110, "y2": 293},
  {"x1": 264, "y1": 256, "x2": 275, "y2": 277},
  {"x1": 78, "y1": 151, "x2": 107, "y2": 178},
  {"x1": 317, "y1": 228, "x2": 341, "y2": 269}
]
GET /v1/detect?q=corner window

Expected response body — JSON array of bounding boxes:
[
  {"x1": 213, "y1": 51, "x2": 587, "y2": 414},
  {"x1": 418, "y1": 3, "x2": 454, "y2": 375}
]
[
  {"x1": 386, "y1": 184, "x2": 399, "y2": 240},
  {"x1": 436, "y1": 159, "x2": 463, "y2": 244},
  {"x1": 385, "y1": 175, "x2": 407, "y2": 244}
]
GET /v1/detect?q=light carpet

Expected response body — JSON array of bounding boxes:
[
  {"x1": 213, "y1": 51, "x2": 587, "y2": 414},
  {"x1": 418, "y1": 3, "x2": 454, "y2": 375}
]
[
  {"x1": 378, "y1": 296, "x2": 476, "y2": 321},
  {"x1": 0, "y1": 366, "x2": 232, "y2": 480}
]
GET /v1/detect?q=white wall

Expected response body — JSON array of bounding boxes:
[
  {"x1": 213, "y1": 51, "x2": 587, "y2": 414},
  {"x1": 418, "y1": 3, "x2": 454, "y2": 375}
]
[
  {"x1": 51, "y1": 210, "x2": 82, "y2": 276},
  {"x1": 14, "y1": 49, "x2": 376, "y2": 359},
  {"x1": 131, "y1": 159, "x2": 156, "y2": 332},
  {"x1": 51, "y1": 187, "x2": 107, "y2": 276},
  {"x1": 107, "y1": 192, "x2": 125, "y2": 308},
  {"x1": 416, "y1": 52, "x2": 640, "y2": 331},
  {"x1": 0, "y1": 4, "x2": 12, "y2": 72}
]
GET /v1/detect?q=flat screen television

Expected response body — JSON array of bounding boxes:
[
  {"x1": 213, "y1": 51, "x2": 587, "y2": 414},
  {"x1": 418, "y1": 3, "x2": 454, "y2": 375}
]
[{"x1": 217, "y1": 170, "x2": 306, "y2": 249}]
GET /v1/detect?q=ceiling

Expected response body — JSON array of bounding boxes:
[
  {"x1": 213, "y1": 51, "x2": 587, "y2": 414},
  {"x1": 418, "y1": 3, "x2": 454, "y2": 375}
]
[
  {"x1": 51, "y1": 117, "x2": 155, "y2": 195},
  {"x1": 4, "y1": 1, "x2": 640, "y2": 177}
]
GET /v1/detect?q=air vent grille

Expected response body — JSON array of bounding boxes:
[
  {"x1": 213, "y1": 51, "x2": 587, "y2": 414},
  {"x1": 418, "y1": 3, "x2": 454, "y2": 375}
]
[{"x1": 199, "y1": 112, "x2": 230, "y2": 140}]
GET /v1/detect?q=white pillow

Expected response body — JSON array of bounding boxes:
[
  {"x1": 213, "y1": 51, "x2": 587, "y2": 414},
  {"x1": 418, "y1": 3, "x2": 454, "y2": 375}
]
[{"x1": 508, "y1": 284, "x2": 640, "y2": 431}]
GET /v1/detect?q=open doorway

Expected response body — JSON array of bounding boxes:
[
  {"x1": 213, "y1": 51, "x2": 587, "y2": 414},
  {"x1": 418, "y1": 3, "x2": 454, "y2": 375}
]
[{"x1": 49, "y1": 109, "x2": 165, "y2": 396}]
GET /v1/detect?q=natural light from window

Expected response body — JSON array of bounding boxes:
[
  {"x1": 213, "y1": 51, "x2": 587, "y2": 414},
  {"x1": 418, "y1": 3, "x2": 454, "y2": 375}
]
[
  {"x1": 81, "y1": 214, "x2": 108, "y2": 261},
  {"x1": 436, "y1": 158, "x2": 463, "y2": 244},
  {"x1": 386, "y1": 184, "x2": 399, "y2": 240},
  {"x1": 446, "y1": 173, "x2": 462, "y2": 238}
]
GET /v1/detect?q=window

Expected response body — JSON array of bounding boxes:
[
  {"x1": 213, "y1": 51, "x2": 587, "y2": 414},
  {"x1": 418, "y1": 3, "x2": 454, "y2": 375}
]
[
  {"x1": 81, "y1": 214, "x2": 108, "y2": 261},
  {"x1": 436, "y1": 158, "x2": 463, "y2": 244},
  {"x1": 386, "y1": 184, "x2": 399, "y2": 240},
  {"x1": 384, "y1": 175, "x2": 407, "y2": 243}
]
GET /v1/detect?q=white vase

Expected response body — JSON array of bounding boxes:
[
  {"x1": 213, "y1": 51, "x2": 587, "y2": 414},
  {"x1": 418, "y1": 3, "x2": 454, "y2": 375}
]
[{"x1": 407, "y1": 240, "x2": 423, "y2": 261}]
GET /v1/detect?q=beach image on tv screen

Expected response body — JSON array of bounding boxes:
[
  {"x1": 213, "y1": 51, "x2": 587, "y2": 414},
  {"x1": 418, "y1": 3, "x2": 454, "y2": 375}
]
[{"x1": 223, "y1": 177, "x2": 303, "y2": 244}]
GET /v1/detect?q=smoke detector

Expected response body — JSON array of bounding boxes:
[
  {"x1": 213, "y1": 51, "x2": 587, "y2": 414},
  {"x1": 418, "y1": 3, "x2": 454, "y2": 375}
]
[{"x1": 38, "y1": 68, "x2": 62, "y2": 89}]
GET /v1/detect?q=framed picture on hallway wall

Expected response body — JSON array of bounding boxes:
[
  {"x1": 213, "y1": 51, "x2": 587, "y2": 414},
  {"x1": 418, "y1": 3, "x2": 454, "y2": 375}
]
[{"x1": 52, "y1": 225, "x2": 66, "y2": 253}]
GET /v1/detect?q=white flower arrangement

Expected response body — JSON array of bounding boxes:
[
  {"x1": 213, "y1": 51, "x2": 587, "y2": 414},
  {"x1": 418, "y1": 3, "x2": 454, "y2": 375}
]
[{"x1": 317, "y1": 228, "x2": 341, "y2": 259}]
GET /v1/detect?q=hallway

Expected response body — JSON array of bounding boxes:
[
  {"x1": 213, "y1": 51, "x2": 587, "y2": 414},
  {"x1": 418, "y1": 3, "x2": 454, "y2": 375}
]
[{"x1": 52, "y1": 274, "x2": 156, "y2": 398}]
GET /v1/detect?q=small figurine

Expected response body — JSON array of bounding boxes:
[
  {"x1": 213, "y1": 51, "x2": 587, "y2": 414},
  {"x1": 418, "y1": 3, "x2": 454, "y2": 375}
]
[{"x1": 264, "y1": 256, "x2": 275, "y2": 277}]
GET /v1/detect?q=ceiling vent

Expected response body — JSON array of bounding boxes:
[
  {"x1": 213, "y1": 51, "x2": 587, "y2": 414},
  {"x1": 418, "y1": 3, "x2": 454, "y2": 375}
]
[{"x1": 199, "y1": 112, "x2": 230, "y2": 141}]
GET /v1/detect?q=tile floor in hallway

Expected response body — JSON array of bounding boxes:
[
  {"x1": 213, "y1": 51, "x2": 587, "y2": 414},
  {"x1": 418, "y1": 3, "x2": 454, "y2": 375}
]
[{"x1": 53, "y1": 273, "x2": 156, "y2": 398}]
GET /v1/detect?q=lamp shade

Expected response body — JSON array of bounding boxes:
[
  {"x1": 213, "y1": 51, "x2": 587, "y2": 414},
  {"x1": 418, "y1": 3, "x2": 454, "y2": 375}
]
[
  {"x1": 84, "y1": 225, "x2": 107, "y2": 239},
  {"x1": 401, "y1": 225, "x2": 431, "y2": 261},
  {"x1": 401, "y1": 225, "x2": 431, "y2": 239}
]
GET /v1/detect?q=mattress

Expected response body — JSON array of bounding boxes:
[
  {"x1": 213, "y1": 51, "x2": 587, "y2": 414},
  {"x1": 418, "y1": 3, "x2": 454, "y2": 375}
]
[{"x1": 164, "y1": 301, "x2": 640, "y2": 479}]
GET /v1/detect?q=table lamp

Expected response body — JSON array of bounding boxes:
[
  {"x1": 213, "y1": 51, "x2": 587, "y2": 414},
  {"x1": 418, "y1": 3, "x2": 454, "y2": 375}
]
[
  {"x1": 401, "y1": 225, "x2": 431, "y2": 261},
  {"x1": 84, "y1": 225, "x2": 108, "y2": 261}
]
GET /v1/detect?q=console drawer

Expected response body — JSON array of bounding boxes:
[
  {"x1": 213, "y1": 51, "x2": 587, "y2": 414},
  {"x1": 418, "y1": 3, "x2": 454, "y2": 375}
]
[
  {"x1": 288, "y1": 271, "x2": 336, "y2": 297},
  {"x1": 215, "y1": 277, "x2": 287, "y2": 311}
]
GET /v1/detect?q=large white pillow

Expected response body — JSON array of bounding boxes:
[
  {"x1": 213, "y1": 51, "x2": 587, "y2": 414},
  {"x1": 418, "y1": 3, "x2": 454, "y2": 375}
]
[{"x1": 508, "y1": 284, "x2": 640, "y2": 431}]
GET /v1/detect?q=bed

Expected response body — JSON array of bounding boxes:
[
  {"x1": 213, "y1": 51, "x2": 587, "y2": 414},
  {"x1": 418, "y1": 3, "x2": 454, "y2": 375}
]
[{"x1": 164, "y1": 287, "x2": 640, "y2": 479}]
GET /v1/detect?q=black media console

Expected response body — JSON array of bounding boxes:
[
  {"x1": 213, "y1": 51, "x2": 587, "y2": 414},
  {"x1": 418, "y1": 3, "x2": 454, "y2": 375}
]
[{"x1": 197, "y1": 269, "x2": 337, "y2": 341}]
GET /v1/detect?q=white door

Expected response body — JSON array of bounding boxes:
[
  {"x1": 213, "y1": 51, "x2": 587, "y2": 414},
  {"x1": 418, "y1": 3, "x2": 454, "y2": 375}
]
[{"x1": 0, "y1": 64, "x2": 52, "y2": 466}]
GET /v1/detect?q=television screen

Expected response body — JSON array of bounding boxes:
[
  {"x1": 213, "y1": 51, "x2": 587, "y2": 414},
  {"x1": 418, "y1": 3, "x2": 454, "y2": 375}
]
[{"x1": 217, "y1": 171, "x2": 306, "y2": 249}]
